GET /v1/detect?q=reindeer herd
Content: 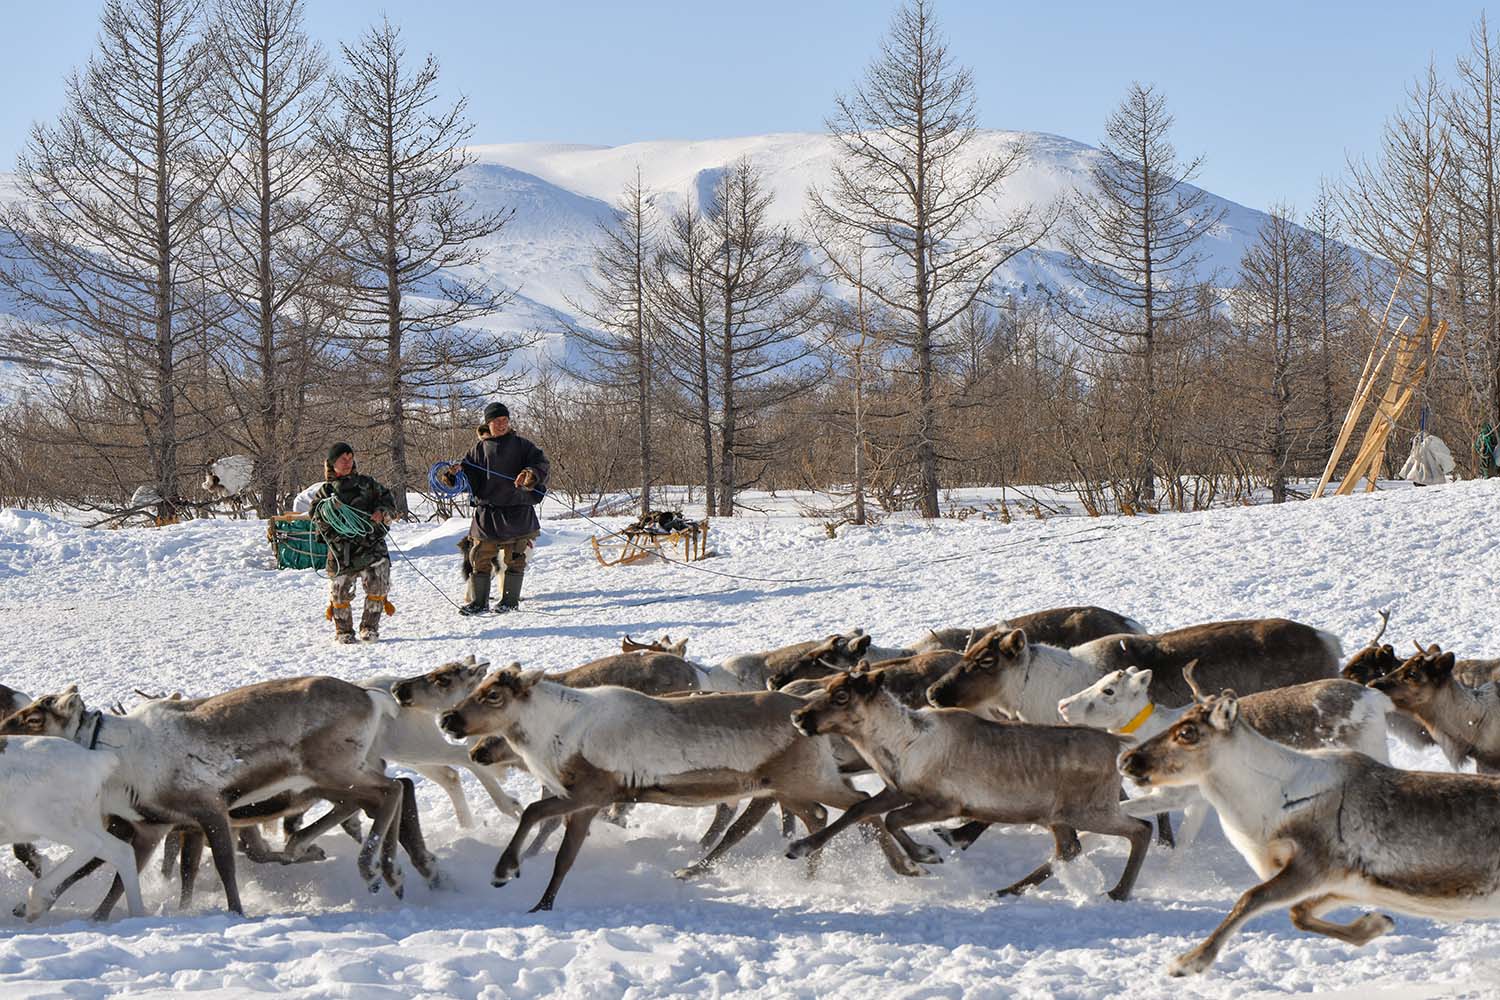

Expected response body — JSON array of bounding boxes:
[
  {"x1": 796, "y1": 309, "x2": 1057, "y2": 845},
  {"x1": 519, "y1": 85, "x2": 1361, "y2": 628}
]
[{"x1": 2, "y1": 605, "x2": 1499, "y2": 976}]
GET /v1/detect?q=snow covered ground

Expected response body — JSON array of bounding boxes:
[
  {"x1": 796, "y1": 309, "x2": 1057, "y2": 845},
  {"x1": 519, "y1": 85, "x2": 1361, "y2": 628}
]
[{"x1": 1, "y1": 479, "x2": 1499, "y2": 998}]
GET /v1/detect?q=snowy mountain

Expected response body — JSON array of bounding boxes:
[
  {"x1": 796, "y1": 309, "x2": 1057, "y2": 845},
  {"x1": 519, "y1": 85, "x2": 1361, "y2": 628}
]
[{"x1": 0, "y1": 130, "x2": 1295, "y2": 357}]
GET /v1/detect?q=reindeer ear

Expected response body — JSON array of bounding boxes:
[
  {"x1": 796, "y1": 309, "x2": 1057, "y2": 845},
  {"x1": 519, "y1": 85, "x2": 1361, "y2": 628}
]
[
  {"x1": 854, "y1": 669, "x2": 887, "y2": 692},
  {"x1": 852, "y1": 658, "x2": 872, "y2": 674},
  {"x1": 850, "y1": 634, "x2": 872, "y2": 656},
  {"x1": 998, "y1": 628, "x2": 1027, "y2": 659},
  {"x1": 463, "y1": 654, "x2": 477, "y2": 665},
  {"x1": 517, "y1": 669, "x2": 546, "y2": 692},
  {"x1": 56, "y1": 688, "x2": 84, "y2": 715},
  {"x1": 1132, "y1": 668, "x2": 1153, "y2": 687},
  {"x1": 1208, "y1": 694, "x2": 1239, "y2": 731},
  {"x1": 1436, "y1": 652, "x2": 1457, "y2": 676},
  {"x1": 668, "y1": 638, "x2": 688, "y2": 656}
]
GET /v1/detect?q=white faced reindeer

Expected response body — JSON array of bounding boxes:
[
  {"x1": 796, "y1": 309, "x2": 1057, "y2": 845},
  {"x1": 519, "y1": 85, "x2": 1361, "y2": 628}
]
[
  {"x1": 438, "y1": 667, "x2": 926, "y2": 912},
  {"x1": 373, "y1": 656, "x2": 523, "y2": 827},
  {"x1": 1120, "y1": 689, "x2": 1500, "y2": 976},
  {"x1": 0, "y1": 678, "x2": 438, "y2": 916},
  {"x1": 786, "y1": 669, "x2": 1153, "y2": 901},
  {"x1": 1058, "y1": 664, "x2": 1392, "y2": 848}
]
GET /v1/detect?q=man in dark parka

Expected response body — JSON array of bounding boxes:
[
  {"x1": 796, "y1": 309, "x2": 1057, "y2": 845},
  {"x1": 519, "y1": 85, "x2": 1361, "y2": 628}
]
[{"x1": 440, "y1": 402, "x2": 549, "y2": 615}]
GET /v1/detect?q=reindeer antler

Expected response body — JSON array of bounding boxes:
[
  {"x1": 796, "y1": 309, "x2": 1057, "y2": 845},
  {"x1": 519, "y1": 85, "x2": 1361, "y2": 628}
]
[
  {"x1": 1182, "y1": 659, "x2": 1208, "y2": 703},
  {"x1": 1370, "y1": 608, "x2": 1390, "y2": 646}
]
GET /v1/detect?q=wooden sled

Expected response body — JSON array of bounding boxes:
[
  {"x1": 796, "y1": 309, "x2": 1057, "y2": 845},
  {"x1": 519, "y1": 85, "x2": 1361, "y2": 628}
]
[{"x1": 592, "y1": 519, "x2": 710, "y2": 567}]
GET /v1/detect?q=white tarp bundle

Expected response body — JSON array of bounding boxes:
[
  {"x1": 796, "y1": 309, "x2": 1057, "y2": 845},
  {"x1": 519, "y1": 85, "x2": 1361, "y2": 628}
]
[{"x1": 1399, "y1": 432, "x2": 1455, "y2": 485}]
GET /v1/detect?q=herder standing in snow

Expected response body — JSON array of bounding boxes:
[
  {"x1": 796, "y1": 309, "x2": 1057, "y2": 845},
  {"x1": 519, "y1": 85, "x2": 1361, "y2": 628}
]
[
  {"x1": 438, "y1": 402, "x2": 549, "y2": 616},
  {"x1": 309, "y1": 441, "x2": 397, "y2": 643}
]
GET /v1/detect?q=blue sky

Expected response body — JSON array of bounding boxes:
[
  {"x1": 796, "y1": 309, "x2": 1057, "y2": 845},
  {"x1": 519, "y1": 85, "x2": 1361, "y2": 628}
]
[{"x1": 0, "y1": 1, "x2": 1485, "y2": 214}]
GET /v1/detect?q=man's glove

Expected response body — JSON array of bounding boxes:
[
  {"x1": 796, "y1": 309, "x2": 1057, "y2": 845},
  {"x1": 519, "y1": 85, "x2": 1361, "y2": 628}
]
[
  {"x1": 514, "y1": 468, "x2": 538, "y2": 490},
  {"x1": 436, "y1": 465, "x2": 459, "y2": 489}
]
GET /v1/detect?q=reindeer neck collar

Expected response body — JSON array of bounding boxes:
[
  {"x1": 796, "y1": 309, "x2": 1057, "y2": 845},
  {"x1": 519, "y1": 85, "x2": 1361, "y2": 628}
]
[
  {"x1": 1115, "y1": 702, "x2": 1155, "y2": 736},
  {"x1": 74, "y1": 709, "x2": 104, "y2": 751}
]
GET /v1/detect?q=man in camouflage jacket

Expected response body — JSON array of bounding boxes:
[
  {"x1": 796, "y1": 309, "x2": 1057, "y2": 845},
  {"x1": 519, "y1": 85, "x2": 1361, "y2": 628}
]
[
  {"x1": 309, "y1": 441, "x2": 396, "y2": 643},
  {"x1": 438, "y1": 401, "x2": 549, "y2": 615}
]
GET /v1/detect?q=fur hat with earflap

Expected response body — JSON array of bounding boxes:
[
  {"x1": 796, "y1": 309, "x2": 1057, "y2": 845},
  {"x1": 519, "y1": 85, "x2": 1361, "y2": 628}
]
[{"x1": 324, "y1": 441, "x2": 356, "y2": 479}]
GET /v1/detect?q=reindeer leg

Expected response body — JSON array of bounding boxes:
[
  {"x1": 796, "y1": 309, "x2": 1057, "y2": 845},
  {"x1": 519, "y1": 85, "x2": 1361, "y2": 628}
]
[
  {"x1": 494, "y1": 794, "x2": 601, "y2": 887},
  {"x1": 13, "y1": 843, "x2": 43, "y2": 879},
  {"x1": 160, "y1": 828, "x2": 182, "y2": 879},
  {"x1": 1080, "y1": 812, "x2": 1153, "y2": 901},
  {"x1": 195, "y1": 811, "x2": 243, "y2": 916},
  {"x1": 1289, "y1": 894, "x2": 1396, "y2": 946},
  {"x1": 674, "y1": 798, "x2": 774, "y2": 880},
  {"x1": 1155, "y1": 812, "x2": 1176, "y2": 849},
  {"x1": 413, "y1": 764, "x2": 473, "y2": 829},
  {"x1": 395, "y1": 777, "x2": 442, "y2": 889},
  {"x1": 467, "y1": 764, "x2": 524, "y2": 820},
  {"x1": 178, "y1": 829, "x2": 205, "y2": 909},
  {"x1": 284, "y1": 803, "x2": 363, "y2": 860},
  {"x1": 523, "y1": 818, "x2": 561, "y2": 859},
  {"x1": 357, "y1": 782, "x2": 404, "y2": 897},
  {"x1": 786, "y1": 787, "x2": 911, "y2": 859},
  {"x1": 93, "y1": 822, "x2": 167, "y2": 922},
  {"x1": 1169, "y1": 848, "x2": 1324, "y2": 976},
  {"x1": 528, "y1": 808, "x2": 599, "y2": 912},
  {"x1": 997, "y1": 824, "x2": 1080, "y2": 898},
  {"x1": 881, "y1": 800, "x2": 954, "y2": 866},
  {"x1": 26, "y1": 849, "x2": 106, "y2": 922},
  {"x1": 935, "y1": 820, "x2": 989, "y2": 851},
  {"x1": 697, "y1": 803, "x2": 737, "y2": 848}
]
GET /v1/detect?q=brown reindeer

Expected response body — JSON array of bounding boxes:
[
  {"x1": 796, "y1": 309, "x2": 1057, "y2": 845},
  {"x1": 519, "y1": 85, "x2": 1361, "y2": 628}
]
[
  {"x1": 786, "y1": 669, "x2": 1152, "y2": 900},
  {"x1": 912, "y1": 605, "x2": 1146, "y2": 654},
  {"x1": 438, "y1": 668, "x2": 925, "y2": 911},
  {"x1": 620, "y1": 634, "x2": 686, "y2": 655},
  {"x1": 1370, "y1": 649, "x2": 1500, "y2": 772}
]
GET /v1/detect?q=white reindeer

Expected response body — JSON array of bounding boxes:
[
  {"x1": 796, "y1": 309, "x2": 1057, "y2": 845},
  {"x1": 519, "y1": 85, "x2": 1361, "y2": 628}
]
[
  {"x1": 1058, "y1": 665, "x2": 1391, "y2": 848},
  {"x1": 1120, "y1": 690, "x2": 1500, "y2": 976},
  {"x1": 0, "y1": 735, "x2": 145, "y2": 920}
]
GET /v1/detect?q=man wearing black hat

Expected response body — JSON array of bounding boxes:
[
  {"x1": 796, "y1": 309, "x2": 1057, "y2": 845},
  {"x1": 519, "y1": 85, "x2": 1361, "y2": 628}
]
[
  {"x1": 439, "y1": 402, "x2": 549, "y2": 615},
  {"x1": 308, "y1": 442, "x2": 397, "y2": 642}
]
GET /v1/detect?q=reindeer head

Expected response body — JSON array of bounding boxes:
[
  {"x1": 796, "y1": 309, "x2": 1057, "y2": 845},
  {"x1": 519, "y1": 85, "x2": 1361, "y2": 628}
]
[
  {"x1": 0, "y1": 685, "x2": 86, "y2": 738},
  {"x1": 440, "y1": 663, "x2": 541, "y2": 738},
  {"x1": 1057, "y1": 666, "x2": 1153, "y2": 728},
  {"x1": 791, "y1": 668, "x2": 888, "y2": 738},
  {"x1": 766, "y1": 630, "x2": 871, "y2": 690},
  {"x1": 926, "y1": 627, "x2": 1027, "y2": 711},
  {"x1": 468, "y1": 734, "x2": 521, "y2": 768},
  {"x1": 1369, "y1": 649, "x2": 1456, "y2": 712},
  {"x1": 1342, "y1": 643, "x2": 1400, "y2": 686},
  {"x1": 620, "y1": 634, "x2": 688, "y2": 656},
  {"x1": 1119, "y1": 691, "x2": 1241, "y2": 787},
  {"x1": 392, "y1": 654, "x2": 490, "y2": 710}
]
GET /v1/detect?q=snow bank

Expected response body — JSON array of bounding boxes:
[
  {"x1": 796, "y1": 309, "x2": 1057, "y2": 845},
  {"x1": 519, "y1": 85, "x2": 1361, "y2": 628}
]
[{"x1": 1, "y1": 480, "x2": 1498, "y2": 997}]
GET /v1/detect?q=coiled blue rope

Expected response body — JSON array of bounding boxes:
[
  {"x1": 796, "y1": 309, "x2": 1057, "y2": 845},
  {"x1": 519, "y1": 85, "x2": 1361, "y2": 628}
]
[
  {"x1": 428, "y1": 461, "x2": 469, "y2": 498},
  {"x1": 311, "y1": 496, "x2": 380, "y2": 537}
]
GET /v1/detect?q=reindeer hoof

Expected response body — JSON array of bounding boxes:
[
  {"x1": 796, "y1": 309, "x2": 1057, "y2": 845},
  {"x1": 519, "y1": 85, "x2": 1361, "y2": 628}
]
[
  {"x1": 527, "y1": 899, "x2": 554, "y2": 913},
  {"x1": 1107, "y1": 887, "x2": 1132, "y2": 902},
  {"x1": 908, "y1": 843, "x2": 942, "y2": 865},
  {"x1": 367, "y1": 878, "x2": 383, "y2": 895},
  {"x1": 673, "y1": 865, "x2": 705, "y2": 881},
  {"x1": 1167, "y1": 950, "x2": 1211, "y2": 977},
  {"x1": 785, "y1": 840, "x2": 813, "y2": 860},
  {"x1": 425, "y1": 868, "x2": 445, "y2": 891}
]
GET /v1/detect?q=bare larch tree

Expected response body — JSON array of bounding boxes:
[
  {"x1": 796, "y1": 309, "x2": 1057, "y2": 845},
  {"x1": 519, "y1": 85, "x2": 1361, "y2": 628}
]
[
  {"x1": 1056, "y1": 82, "x2": 1226, "y2": 506},
  {"x1": 809, "y1": 0, "x2": 1048, "y2": 518},
  {"x1": 0, "y1": 0, "x2": 220, "y2": 511},
  {"x1": 565, "y1": 169, "x2": 657, "y2": 517},
  {"x1": 323, "y1": 17, "x2": 515, "y2": 513}
]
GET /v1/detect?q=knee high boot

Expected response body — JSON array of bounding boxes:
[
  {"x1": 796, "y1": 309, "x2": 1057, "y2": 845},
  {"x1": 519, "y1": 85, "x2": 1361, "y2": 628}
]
[
  {"x1": 460, "y1": 571, "x2": 492, "y2": 616},
  {"x1": 496, "y1": 568, "x2": 524, "y2": 612}
]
